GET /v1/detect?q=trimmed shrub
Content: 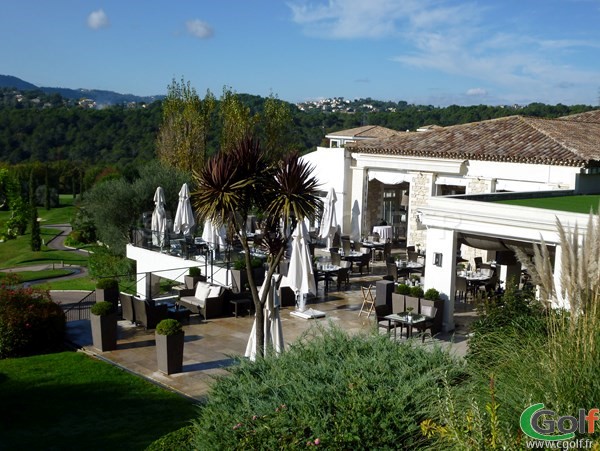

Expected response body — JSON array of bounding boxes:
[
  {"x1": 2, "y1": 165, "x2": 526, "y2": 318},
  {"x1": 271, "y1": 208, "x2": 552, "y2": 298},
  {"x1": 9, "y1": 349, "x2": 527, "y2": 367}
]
[
  {"x1": 156, "y1": 319, "x2": 183, "y2": 336},
  {"x1": 192, "y1": 325, "x2": 464, "y2": 449},
  {"x1": 424, "y1": 288, "x2": 439, "y2": 300},
  {"x1": 188, "y1": 267, "x2": 201, "y2": 277},
  {"x1": 409, "y1": 286, "x2": 424, "y2": 298},
  {"x1": 96, "y1": 278, "x2": 119, "y2": 290},
  {"x1": 91, "y1": 301, "x2": 115, "y2": 316},
  {"x1": 0, "y1": 280, "x2": 66, "y2": 359},
  {"x1": 396, "y1": 283, "x2": 411, "y2": 295}
]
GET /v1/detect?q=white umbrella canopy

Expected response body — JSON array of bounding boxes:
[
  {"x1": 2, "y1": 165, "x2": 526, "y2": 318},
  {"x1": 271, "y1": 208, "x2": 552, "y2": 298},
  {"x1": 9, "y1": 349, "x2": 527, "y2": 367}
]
[
  {"x1": 286, "y1": 221, "x2": 316, "y2": 310},
  {"x1": 319, "y1": 187, "x2": 338, "y2": 248},
  {"x1": 350, "y1": 200, "x2": 361, "y2": 242},
  {"x1": 173, "y1": 183, "x2": 195, "y2": 236},
  {"x1": 245, "y1": 274, "x2": 285, "y2": 361},
  {"x1": 201, "y1": 219, "x2": 226, "y2": 249},
  {"x1": 151, "y1": 186, "x2": 167, "y2": 247}
]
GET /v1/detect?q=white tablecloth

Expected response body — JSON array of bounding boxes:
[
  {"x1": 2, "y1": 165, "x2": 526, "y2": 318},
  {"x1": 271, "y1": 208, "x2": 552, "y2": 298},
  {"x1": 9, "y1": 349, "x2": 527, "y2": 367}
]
[{"x1": 372, "y1": 225, "x2": 392, "y2": 241}]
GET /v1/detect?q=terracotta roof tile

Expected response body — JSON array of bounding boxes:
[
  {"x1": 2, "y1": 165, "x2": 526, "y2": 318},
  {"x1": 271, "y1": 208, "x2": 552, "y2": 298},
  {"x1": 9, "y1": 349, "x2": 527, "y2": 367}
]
[
  {"x1": 558, "y1": 109, "x2": 600, "y2": 123},
  {"x1": 326, "y1": 125, "x2": 400, "y2": 139},
  {"x1": 346, "y1": 115, "x2": 600, "y2": 166}
]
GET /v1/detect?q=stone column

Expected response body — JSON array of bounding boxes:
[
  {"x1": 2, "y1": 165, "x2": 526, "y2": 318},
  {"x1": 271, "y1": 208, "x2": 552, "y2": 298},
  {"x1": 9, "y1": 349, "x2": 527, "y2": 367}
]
[{"x1": 407, "y1": 172, "x2": 434, "y2": 247}]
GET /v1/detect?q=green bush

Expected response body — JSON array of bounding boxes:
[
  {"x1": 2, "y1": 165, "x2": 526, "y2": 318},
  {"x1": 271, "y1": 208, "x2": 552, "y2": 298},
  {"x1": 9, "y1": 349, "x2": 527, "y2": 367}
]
[
  {"x1": 409, "y1": 286, "x2": 424, "y2": 298},
  {"x1": 192, "y1": 325, "x2": 463, "y2": 449},
  {"x1": 91, "y1": 301, "x2": 114, "y2": 316},
  {"x1": 188, "y1": 267, "x2": 201, "y2": 277},
  {"x1": 0, "y1": 282, "x2": 66, "y2": 359},
  {"x1": 146, "y1": 425, "x2": 196, "y2": 451},
  {"x1": 396, "y1": 283, "x2": 411, "y2": 295},
  {"x1": 156, "y1": 319, "x2": 183, "y2": 336},
  {"x1": 96, "y1": 278, "x2": 119, "y2": 290},
  {"x1": 423, "y1": 288, "x2": 439, "y2": 300}
]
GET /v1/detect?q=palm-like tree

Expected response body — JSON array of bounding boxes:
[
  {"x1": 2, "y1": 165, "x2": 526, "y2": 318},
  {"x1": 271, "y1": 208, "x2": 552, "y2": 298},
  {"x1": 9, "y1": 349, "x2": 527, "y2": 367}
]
[{"x1": 192, "y1": 136, "x2": 322, "y2": 357}]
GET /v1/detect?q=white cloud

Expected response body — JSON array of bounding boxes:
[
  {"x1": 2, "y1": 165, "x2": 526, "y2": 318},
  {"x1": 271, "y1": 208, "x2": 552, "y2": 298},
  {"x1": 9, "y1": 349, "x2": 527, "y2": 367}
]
[
  {"x1": 288, "y1": 0, "x2": 600, "y2": 104},
  {"x1": 186, "y1": 19, "x2": 214, "y2": 39},
  {"x1": 466, "y1": 88, "x2": 487, "y2": 97},
  {"x1": 87, "y1": 9, "x2": 109, "y2": 30}
]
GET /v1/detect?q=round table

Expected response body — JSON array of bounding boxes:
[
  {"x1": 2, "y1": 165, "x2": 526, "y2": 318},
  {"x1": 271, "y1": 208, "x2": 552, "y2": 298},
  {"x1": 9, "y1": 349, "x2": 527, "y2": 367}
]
[{"x1": 372, "y1": 225, "x2": 392, "y2": 241}]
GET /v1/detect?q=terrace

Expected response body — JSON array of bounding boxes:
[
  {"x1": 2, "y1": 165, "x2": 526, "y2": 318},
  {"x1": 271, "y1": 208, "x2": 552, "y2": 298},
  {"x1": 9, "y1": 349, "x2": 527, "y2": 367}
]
[{"x1": 64, "y1": 255, "x2": 474, "y2": 401}]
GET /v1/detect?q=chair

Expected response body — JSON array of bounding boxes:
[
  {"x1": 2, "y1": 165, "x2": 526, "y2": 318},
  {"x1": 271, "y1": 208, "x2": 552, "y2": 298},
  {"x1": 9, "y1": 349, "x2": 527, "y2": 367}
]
[
  {"x1": 455, "y1": 276, "x2": 468, "y2": 302},
  {"x1": 386, "y1": 263, "x2": 399, "y2": 281},
  {"x1": 415, "y1": 305, "x2": 437, "y2": 342},
  {"x1": 375, "y1": 304, "x2": 398, "y2": 334},
  {"x1": 132, "y1": 297, "x2": 168, "y2": 330},
  {"x1": 356, "y1": 251, "x2": 371, "y2": 275},
  {"x1": 359, "y1": 285, "x2": 375, "y2": 317},
  {"x1": 407, "y1": 251, "x2": 419, "y2": 262},
  {"x1": 119, "y1": 292, "x2": 135, "y2": 324},
  {"x1": 474, "y1": 257, "x2": 483, "y2": 270},
  {"x1": 336, "y1": 266, "x2": 350, "y2": 290}
]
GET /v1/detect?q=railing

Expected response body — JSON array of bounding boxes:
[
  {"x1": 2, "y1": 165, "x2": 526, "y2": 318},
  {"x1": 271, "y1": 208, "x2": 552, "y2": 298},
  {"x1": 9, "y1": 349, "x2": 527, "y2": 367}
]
[{"x1": 63, "y1": 290, "x2": 96, "y2": 322}]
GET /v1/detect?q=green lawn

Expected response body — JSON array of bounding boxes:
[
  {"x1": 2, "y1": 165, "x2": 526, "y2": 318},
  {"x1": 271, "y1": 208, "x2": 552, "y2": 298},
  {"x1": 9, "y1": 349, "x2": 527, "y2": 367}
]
[
  {"x1": 495, "y1": 194, "x2": 600, "y2": 214},
  {"x1": 0, "y1": 351, "x2": 198, "y2": 450}
]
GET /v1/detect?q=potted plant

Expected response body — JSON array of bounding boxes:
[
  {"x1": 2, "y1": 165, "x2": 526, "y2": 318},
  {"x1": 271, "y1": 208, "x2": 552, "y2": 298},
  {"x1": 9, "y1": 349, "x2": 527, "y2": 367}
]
[
  {"x1": 395, "y1": 283, "x2": 411, "y2": 295},
  {"x1": 90, "y1": 301, "x2": 117, "y2": 352},
  {"x1": 96, "y1": 278, "x2": 119, "y2": 310},
  {"x1": 409, "y1": 286, "x2": 424, "y2": 299},
  {"x1": 184, "y1": 266, "x2": 205, "y2": 289},
  {"x1": 424, "y1": 288, "x2": 440, "y2": 301},
  {"x1": 155, "y1": 318, "x2": 185, "y2": 375},
  {"x1": 421, "y1": 288, "x2": 443, "y2": 334}
]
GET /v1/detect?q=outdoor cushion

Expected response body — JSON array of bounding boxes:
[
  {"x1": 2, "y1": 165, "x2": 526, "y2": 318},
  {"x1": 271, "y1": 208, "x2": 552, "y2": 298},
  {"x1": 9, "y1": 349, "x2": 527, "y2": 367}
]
[
  {"x1": 208, "y1": 285, "x2": 222, "y2": 299},
  {"x1": 195, "y1": 282, "x2": 211, "y2": 300}
]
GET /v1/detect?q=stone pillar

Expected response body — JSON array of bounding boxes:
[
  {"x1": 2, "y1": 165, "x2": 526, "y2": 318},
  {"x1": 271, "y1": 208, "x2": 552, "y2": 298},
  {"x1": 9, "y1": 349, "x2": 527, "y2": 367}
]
[
  {"x1": 407, "y1": 172, "x2": 434, "y2": 247},
  {"x1": 423, "y1": 227, "x2": 458, "y2": 332}
]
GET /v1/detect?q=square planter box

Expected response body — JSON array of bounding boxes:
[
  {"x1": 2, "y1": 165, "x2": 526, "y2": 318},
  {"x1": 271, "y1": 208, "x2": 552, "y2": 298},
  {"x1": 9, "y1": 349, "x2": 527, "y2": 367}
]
[
  {"x1": 156, "y1": 332, "x2": 185, "y2": 375},
  {"x1": 91, "y1": 312, "x2": 118, "y2": 352}
]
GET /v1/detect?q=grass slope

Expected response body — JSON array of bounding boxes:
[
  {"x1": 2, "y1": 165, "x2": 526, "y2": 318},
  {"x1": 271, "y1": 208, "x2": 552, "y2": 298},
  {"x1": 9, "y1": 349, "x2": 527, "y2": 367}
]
[{"x1": 0, "y1": 351, "x2": 198, "y2": 450}]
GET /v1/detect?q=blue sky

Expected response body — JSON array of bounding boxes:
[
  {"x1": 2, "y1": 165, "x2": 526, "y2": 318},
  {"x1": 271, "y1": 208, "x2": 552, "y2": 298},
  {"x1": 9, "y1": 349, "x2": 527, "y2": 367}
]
[{"x1": 2, "y1": 0, "x2": 600, "y2": 106}]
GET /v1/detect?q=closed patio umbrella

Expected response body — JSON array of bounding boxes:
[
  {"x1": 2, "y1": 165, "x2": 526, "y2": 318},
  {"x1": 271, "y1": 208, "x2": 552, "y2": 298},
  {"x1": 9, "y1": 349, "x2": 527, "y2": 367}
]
[
  {"x1": 319, "y1": 187, "x2": 338, "y2": 248},
  {"x1": 350, "y1": 200, "x2": 361, "y2": 242},
  {"x1": 245, "y1": 274, "x2": 284, "y2": 361},
  {"x1": 151, "y1": 186, "x2": 167, "y2": 248},
  {"x1": 173, "y1": 183, "x2": 195, "y2": 236},
  {"x1": 286, "y1": 221, "x2": 316, "y2": 311}
]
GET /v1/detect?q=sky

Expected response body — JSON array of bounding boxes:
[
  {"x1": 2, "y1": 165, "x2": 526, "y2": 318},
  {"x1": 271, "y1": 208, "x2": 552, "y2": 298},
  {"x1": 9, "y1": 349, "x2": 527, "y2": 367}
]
[{"x1": 2, "y1": 0, "x2": 600, "y2": 106}]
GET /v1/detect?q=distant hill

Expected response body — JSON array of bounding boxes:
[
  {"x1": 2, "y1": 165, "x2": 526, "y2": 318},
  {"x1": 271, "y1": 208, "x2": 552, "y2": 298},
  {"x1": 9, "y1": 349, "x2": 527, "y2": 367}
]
[
  {"x1": 0, "y1": 74, "x2": 163, "y2": 106},
  {"x1": 0, "y1": 74, "x2": 38, "y2": 91}
]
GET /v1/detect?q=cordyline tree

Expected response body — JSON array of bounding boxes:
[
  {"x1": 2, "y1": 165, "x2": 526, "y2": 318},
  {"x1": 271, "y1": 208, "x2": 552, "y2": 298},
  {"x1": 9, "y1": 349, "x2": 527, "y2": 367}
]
[{"x1": 192, "y1": 136, "x2": 322, "y2": 357}]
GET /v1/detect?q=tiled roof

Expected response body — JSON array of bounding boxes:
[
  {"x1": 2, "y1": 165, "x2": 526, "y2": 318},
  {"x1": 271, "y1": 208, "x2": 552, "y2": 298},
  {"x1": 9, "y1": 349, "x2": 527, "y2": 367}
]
[
  {"x1": 558, "y1": 109, "x2": 600, "y2": 123},
  {"x1": 346, "y1": 115, "x2": 600, "y2": 166},
  {"x1": 326, "y1": 125, "x2": 400, "y2": 139}
]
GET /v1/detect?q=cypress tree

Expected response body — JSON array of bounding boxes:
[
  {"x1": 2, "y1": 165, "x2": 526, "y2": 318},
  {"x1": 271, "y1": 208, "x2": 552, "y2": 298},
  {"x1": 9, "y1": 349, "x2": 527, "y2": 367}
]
[{"x1": 30, "y1": 206, "x2": 41, "y2": 251}]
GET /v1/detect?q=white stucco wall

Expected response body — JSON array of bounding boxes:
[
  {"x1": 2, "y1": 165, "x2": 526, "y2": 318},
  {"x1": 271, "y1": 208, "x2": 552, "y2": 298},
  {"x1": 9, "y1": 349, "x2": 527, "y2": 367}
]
[
  {"x1": 467, "y1": 160, "x2": 579, "y2": 190},
  {"x1": 301, "y1": 147, "x2": 348, "y2": 234}
]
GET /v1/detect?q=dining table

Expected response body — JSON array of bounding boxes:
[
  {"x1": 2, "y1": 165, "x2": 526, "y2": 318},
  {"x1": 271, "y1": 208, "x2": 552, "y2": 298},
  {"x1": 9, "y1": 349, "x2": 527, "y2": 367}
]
[
  {"x1": 372, "y1": 225, "x2": 392, "y2": 241},
  {"x1": 459, "y1": 270, "x2": 491, "y2": 293},
  {"x1": 359, "y1": 241, "x2": 385, "y2": 262},
  {"x1": 340, "y1": 250, "x2": 364, "y2": 270},
  {"x1": 384, "y1": 312, "x2": 426, "y2": 339},
  {"x1": 316, "y1": 263, "x2": 340, "y2": 292}
]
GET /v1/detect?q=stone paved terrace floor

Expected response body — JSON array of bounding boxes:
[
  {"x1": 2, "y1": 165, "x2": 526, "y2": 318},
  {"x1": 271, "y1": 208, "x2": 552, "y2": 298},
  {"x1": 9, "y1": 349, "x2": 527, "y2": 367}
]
[{"x1": 63, "y1": 262, "x2": 477, "y2": 401}]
